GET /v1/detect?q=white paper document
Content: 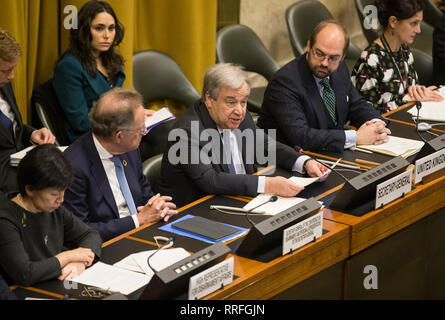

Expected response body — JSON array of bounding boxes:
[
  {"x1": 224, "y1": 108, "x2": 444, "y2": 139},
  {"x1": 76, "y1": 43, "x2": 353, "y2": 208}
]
[
  {"x1": 72, "y1": 262, "x2": 151, "y2": 295},
  {"x1": 407, "y1": 87, "x2": 445, "y2": 122},
  {"x1": 358, "y1": 136, "x2": 424, "y2": 158},
  {"x1": 145, "y1": 107, "x2": 175, "y2": 129},
  {"x1": 10, "y1": 145, "x2": 68, "y2": 166},
  {"x1": 243, "y1": 194, "x2": 312, "y2": 215}
]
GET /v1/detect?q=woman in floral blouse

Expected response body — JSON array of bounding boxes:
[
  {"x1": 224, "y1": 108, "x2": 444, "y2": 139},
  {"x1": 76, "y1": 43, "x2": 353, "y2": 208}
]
[{"x1": 351, "y1": 0, "x2": 442, "y2": 114}]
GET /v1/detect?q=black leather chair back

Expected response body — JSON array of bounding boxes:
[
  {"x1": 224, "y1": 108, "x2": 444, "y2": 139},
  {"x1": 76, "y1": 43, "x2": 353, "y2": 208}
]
[
  {"x1": 133, "y1": 50, "x2": 200, "y2": 109},
  {"x1": 216, "y1": 24, "x2": 280, "y2": 81},
  {"x1": 31, "y1": 79, "x2": 70, "y2": 146}
]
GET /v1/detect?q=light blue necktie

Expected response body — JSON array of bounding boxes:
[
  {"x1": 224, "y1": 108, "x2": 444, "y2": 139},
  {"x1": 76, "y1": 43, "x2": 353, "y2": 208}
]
[
  {"x1": 222, "y1": 130, "x2": 236, "y2": 174},
  {"x1": 110, "y1": 156, "x2": 137, "y2": 215}
]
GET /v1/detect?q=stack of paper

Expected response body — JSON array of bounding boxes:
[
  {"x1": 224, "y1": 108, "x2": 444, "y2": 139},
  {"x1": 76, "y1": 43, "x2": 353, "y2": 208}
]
[
  {"x1": 407, "y1": 87, "x2": 445, "y2": 122},
  {"x1": 145, "y1": 107, "x2": 176, "y2": 132},
  {"x1": 72, "y1": 248, "x2": 190, "y2": 295},
  {"x1": 243, "y1": 193, "x2": 323, "y2": 216},
  {"x1": 243, "y1": 194, "x2": 308, "y2": 215},
  {"x1": 358, "y1": 136, "x2": 424, "y2": 158},
  {"x1": 113, "y1": 248, "x2": 190, "y2": 276},
  {"x1": 10, "y1": 145, "x2": 68, "y2": 167}
]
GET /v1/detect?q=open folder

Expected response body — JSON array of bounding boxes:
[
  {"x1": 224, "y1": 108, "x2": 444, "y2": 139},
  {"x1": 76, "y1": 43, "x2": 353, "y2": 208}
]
[
  {"x1": 358, "y1": 136, "x2": 424, "y2": 158},
  {"x1": 10, "y1": 145, "x2": 68, "y2": 166},
  {"x1": 145, "y1": 107, "x2": 175, "y2": 132}
]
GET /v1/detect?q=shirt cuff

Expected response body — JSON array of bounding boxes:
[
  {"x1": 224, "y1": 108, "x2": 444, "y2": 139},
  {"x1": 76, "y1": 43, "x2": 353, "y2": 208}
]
[
  {"x1": 292, "y1": 155, "x2": 311, "y2": 173},
  {"x1": 344, "y1": 130, "x2": 357, "y2": 149},
  {"x1": 132, "y1": 215, "x2": 140, "y2": 229},
  {"x1": 257, "y1": 176, "x2": 266, "y2": 193}
]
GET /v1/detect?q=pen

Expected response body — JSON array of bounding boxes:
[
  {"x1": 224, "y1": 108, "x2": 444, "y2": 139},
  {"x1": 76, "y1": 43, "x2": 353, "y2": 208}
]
[
  {"x1": 355, "y1": 159, "x2": 381, "y2": 168},
  {"x1": 317, "y1": 159, "x2": 362, "y2": 170},
  {"x1": 352, "y1": 147, "x2": 373, "y2": 154}
]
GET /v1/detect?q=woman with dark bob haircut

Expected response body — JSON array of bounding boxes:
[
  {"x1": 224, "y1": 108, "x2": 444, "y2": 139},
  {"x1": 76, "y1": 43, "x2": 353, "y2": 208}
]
[
  {"x1": 53, "y1": 0, "x2": 126, "y2": 143},
  {"x1": 0, "y1": 144, "x2": 102, "y2": 286},
  {"x1": 351, "y1": 0, "x2": 442, "y2": 113}
]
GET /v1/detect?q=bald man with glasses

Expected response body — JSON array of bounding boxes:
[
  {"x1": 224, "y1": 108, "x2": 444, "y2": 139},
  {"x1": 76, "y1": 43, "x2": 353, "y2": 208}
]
[{"x1": 257, "y1": 20, "x2": 390, "y2": 153}]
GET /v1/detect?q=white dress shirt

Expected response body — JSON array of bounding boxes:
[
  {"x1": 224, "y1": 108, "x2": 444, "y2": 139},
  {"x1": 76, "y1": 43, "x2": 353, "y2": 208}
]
[
  {"x1": 0, "y1": 93, "x2": 17, "y2": 134},
  {"x1": 92, "y1": 134, "x2": 139, "y2": 228}
]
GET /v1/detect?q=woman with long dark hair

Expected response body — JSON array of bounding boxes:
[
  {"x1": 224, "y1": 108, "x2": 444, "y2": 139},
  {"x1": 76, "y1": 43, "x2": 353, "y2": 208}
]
[
  {"x1": 53, "y1": 0, "x2": 126, "y2": 143},
  {"x1": 351, "y1": 0, "x2": 442, "y2": 113}
]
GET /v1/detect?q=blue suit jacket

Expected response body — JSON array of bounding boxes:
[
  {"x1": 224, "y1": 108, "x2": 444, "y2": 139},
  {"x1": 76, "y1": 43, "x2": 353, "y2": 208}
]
[
  {"x1": 257, "y1": 54, "x2": 384, "y2": 152},
  {"x1": 53, "y1": 53, "x2": 125, "y2": 143},
  {"x1": 63, "y1": 132, "x2": 154, "y2": 241}
]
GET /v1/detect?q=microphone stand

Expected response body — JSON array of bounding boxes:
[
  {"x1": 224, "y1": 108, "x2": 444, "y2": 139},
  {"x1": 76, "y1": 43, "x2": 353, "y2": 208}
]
[{"x1": 415, "y1": 102, "x2": 428, "y2": 143}]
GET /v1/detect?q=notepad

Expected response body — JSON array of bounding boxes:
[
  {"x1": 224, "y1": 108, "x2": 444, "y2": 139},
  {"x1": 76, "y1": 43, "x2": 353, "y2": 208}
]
[
  {"x1": 145, "y1": 107, "x2": 176, "y2": 132},
  {"x1": 171, "y1": 216, "x2": 242, "y2": 242},
  {"x1": 10, "y1": 145, "x2": 68, "y2": 166},
  {"x1": 358, "y1": 136, "x2": 424, "y2": 158},
  {"x1": 407, "y1": 86, "x2": 445, "y2": 122}
]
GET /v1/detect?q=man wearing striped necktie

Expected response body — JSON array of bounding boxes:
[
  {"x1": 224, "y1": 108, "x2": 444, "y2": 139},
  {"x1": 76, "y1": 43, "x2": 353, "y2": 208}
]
[{"x1": 258, "y1": 20, "x2": 391, "y2": 153}]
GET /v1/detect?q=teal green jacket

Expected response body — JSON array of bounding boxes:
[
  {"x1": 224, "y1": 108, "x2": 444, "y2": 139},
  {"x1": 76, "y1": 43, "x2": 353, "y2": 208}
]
[{"x1": 53, "y1": 53, "x2": 125, "y2": 143}]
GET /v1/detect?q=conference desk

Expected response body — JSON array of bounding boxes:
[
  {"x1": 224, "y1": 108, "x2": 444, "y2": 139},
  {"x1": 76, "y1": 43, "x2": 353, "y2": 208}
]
[{"x1": 10, "y1": 105, "x2": 445, "y2": 300}]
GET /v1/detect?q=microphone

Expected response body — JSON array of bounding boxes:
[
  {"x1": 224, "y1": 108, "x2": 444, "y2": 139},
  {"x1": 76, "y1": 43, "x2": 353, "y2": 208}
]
[
  {"x1": 210, "y1": 196, "x2": 278, "y2": 226},
  {"x1": 245, "y1": 195, "x2": 278, "y2": 226},
  {"x1": 415, "y1": 102, "x2": 428, "y2": 143},
  {"x1": 294, "y1": 146, "x2": 350, "y2": 183}
]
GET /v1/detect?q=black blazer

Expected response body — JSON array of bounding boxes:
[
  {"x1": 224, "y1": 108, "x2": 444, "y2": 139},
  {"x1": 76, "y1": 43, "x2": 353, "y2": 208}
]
[
  {"x1": 158, "y1": 100, "x2": 303, "y2": 208},
  {"x1": 257, "y1": 54, "x2": 383, "y2": 152},
  {"x1": 433, "y1": 14, "x2": 445, "y2": 86},
  {"x1": 0, "y1": 84, "x2": 35, "y2": 194}
]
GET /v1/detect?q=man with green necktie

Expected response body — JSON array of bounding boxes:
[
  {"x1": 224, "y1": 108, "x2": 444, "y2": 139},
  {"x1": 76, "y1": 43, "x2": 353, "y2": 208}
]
[{"x1": 258, "y1": 20, "x2": 391, "y2": 153}]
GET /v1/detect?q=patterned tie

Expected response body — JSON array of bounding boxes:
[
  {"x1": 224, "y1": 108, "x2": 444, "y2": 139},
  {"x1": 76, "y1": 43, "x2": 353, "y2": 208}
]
[
  {"x1": 320, "y1": 78, "x2": 337, "y2": 125},
  {"x1": 110, "y1": 156, "x2": 137, "y2": 215},
  {"x1": 0, "y1": 110, "x2": 13, "y2": 135},
  {"x1": 222, "y1": 130, "x2": 236, "y2": 174}
]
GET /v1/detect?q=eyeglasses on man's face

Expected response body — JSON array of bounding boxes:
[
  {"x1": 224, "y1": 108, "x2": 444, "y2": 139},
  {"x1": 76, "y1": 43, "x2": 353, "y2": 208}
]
[
  {"x1": 311, "y1": 47, "x2": 342, "y2": 63},
  {"x1": 119, "y1": 126, "x2": 149, "y2": 137}
]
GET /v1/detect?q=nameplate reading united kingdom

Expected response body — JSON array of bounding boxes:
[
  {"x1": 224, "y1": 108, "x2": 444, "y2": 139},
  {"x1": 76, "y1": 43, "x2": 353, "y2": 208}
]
[
  {"x1": 375, "y1": 168, "x2": 412, "y2": 209},
  {"x1": 414, "y1": 148, "x2": 445, "y2": 184},
  {"x1": 282, "y1": 211, "x2": 323, "y2": 256},
  {"x1": 188, "y1": 257, "x2": 233, "y2": 300}
]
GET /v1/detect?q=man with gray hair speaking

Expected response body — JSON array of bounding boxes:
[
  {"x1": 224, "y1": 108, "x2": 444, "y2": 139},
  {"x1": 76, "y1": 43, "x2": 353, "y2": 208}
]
[
  {"x1": 158, "y1": 63, "x2": 328, "y2": 208},
  {"x1": 63, "y1": 88, "x2": 178, "y2": 241}
]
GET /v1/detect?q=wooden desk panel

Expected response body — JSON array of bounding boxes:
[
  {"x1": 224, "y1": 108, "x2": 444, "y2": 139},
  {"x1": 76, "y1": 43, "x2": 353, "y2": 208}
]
[
  {"x1": 204, "y1": 219, "x2": 350, "y2": 300},
  {"x1": 324, "y1": 175, "x2": 445, "y2": 255}
]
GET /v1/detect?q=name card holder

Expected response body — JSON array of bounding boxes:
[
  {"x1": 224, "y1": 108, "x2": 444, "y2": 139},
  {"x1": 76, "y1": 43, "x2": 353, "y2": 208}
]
[
  {"x1": 282, "y1": 211, "x2": 323, "y2": 255},
  {"x1": 188, "y1": 257, "x2": 234, "y2": 300},
  {"x1": 375, "y1": 168, "x2": 413, "y2": 209},
  {"x1": 140, "y1": 242, "x2": 230, "y2": 300},
  {"x1": 414, "y1": 148, "x2": 445, "y2": 185}
]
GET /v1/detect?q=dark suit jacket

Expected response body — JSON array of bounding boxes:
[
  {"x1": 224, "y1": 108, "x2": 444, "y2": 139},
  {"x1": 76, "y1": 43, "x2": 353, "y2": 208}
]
[
  {"x1": 63, "y1": 132, "x2": 154, "y2": 241},
  {"x1": 433, "y1": 14, "x2": 445, "y2": 86},
  {"x1": 53, "y1": 53, "x2": 125, "y2": 143},
  {"x1": 0, "y1": 84, "x2": 35, "y2": 194},
  {"x1": 0, "y1": 272, "x2": 16, "y2": 300},
  {"x1": 257, "y1": 54, "x2": 383, "y2": 152},
  {"x1": 158, "y1": 100, "x2": 303, "y2": 208}
]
